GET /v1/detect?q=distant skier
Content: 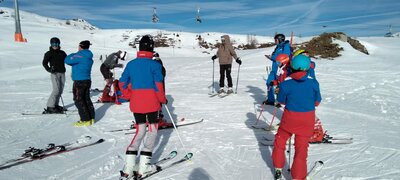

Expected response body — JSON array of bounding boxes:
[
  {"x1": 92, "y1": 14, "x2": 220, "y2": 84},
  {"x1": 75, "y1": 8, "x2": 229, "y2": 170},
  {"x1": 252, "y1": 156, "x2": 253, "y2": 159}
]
[
  {"x1": 271, "y1": 54, "x2": 321, "y2": 180},
  {"x1": 211, "y1": 35, "x2": 242, "y2": 94},
  {"x1": 42, "y1": 37, "x2": 67, "y2": 114},
  {"x1": 98, "y1": 50, "x2": 126, "y2": 103},
  {"x1": 264, "y1": 34, "x2": 291, "y2": 105},
  {"x1": 119, "y1": 35, "x2": 167, "y2": 179},
  {"x1": 65, "y1": 40, "x2": 95, "y2": 127}
]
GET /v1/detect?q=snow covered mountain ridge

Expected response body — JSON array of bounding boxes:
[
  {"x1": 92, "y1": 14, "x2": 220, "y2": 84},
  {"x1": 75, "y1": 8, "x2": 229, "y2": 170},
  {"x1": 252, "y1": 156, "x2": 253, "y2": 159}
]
[{"x1": 0, "y1": 7, "x2": 97, "y2": 31}]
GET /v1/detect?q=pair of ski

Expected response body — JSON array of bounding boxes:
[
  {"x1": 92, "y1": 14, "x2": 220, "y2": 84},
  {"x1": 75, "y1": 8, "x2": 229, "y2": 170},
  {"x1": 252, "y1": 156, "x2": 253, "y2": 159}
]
[
  {"x1": 259, "y1": 135, "x2": 353, "y2": 146},
  {"x1": 107, "y1": 118, "x2": 204, "y2": 135},
  {"x1": 275, "y1": 160, "x2": 324, "y2": 180},
  {"x1": 21, "y1": 109, "x2": 78, "y2": 116},
  {"x1": 120, "y1": 151, "x2": 193, "y2": 180},
  {"x1": 209, "y1": 91, "x2": 234, "y2": 98},
  {"x1": 0, "y1": 137, "x2": 104, "y2": 170}
]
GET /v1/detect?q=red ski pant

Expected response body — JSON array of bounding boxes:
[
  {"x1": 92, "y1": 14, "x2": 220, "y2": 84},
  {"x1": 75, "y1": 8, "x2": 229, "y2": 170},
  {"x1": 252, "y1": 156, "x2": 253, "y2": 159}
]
[{"x1": 272, "y1": 128, "x2": 310, "y2": 180}]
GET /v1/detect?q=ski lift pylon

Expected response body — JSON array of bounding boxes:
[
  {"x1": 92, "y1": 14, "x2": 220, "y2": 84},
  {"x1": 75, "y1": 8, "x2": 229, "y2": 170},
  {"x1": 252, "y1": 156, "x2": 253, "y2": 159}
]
[
  {"x1": 152, "y1": 7, "x2": 159, "y2": 23},
  {"x1": 196, "y1": 7, "x2": 202, "y2": 23}
]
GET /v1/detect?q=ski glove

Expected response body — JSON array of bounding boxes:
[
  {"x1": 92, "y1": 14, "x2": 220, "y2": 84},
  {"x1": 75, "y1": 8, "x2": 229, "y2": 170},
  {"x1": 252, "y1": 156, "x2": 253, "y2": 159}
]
[
  {"x1": 211, "y1": 55, "x2": 217, "y2": 61},
  {"x1": 47, "y1": 66, "x2": 56, "y2": 73},
  {"x1": 236, "y1": 58, "x2": 242, "y2": 65}
]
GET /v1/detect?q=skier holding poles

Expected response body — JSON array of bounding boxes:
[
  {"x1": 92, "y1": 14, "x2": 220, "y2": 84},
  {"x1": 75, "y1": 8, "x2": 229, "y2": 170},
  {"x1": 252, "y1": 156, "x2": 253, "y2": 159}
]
[
  {"x1": 211, "y1": 35, "x2": 241, "y2": 94},
  {"x1": 119, "y1": 35, "x2": 167, "y2": 179}
]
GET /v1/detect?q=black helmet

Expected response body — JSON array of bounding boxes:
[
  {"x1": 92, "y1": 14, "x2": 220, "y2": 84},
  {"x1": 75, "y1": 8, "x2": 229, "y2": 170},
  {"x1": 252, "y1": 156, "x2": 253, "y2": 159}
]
[
  {"x1": 139, "y1": 35, "x2": 154, "y2": 52},
  {"x1": 274, "y1": 34, "x2": 285, "y2": 44},
  {"x1": 50, "y1": 37, "x2": 60, "y2": 45}
]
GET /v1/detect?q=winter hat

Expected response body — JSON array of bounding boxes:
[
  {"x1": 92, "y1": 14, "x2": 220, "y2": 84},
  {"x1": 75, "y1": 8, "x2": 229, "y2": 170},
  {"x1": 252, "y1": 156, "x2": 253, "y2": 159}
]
[
  {"x1": 274, "y1": 34, "x2": 285, "y2": 44},
  {"x1": 50, "y1": 37, "x2": 60, "y2": 46},
  {"x1": 291, "y1": 54, "x2": 310, "y2": 71},
  {"x1": 139, "y1": 35, "x2": 154, "y2": 52},
  {"x1": 79, "y1": 40, "x2": 91, "y2": 49}
]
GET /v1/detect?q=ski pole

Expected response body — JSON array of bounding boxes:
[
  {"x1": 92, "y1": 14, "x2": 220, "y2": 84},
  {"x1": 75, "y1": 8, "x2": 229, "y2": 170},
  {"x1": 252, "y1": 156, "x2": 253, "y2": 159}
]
[
  {"x1": 268, "y1": 105, "x2": 278, "y2": 131},
  {"x1": 235, "y1": 64, "x2": 241, "y2": 94},
  {"x1": 212, "y1": 59, "x2": 215, "y2": 94},
  {"x1": 164, "y1": 105, "x2": 189, "y2": 155},
  {"x1": 255, "y1": 104, "x2": 264, "y2": 125}
]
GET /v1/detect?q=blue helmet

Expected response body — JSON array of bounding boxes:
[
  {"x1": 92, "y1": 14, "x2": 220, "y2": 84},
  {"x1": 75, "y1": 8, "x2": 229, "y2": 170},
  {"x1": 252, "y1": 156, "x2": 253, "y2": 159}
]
[{"x1": 291, "y1": 54, "x2": 310, "y2": 71}]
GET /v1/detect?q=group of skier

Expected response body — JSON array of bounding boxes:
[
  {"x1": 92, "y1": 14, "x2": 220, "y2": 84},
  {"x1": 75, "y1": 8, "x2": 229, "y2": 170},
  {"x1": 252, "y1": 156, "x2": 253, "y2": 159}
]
[
  {"x1": 41, "y1": 33, "x2": 321, "y2": 179},
  {"x1": 260, "y1": 34, "x2": 322, "y2": 180},
  {"x1": 42, "y1": 38, "x2": 95, "y2": 126}
]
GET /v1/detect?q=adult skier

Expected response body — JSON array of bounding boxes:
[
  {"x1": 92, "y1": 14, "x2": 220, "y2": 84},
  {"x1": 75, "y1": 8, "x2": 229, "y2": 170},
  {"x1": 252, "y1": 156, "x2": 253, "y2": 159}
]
[
  {"x1": 98, "y1": 50, "x2": 126, "y2": 103},
  {"x1": 65, "y1": 40, "x2": 95, "y2": 127},
  {"x1": 271, "y1": 54, "x2": 321, "y2": 180},
  {"x1": 264, "y1": 34, "x2": 291, "y2": 105},
  {"x1": 211, "y1": 35, "x2": 241, "y2": 94},
  {"x1": 119, "y1": 35, "x2": 167, "y2": 179},
  {"x1": 42, "y1": 37, "x2": 67, "y2": 114}
]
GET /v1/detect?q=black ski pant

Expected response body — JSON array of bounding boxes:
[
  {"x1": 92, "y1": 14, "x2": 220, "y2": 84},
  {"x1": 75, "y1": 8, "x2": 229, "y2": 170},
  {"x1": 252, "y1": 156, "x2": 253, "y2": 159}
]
[
  {"x1": 100, "y1": 64, "x2": 113, "y2": 79},
  {"x1": 219, "y1": 64, "x2": 232, "y2": 88},
  {"x1": 73, "y1": 80, "x2": 95, "y2": 121}
]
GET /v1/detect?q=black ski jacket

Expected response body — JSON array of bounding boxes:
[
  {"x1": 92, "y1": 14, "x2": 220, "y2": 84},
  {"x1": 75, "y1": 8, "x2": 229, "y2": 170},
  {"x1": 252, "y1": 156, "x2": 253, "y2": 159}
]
[{"x1": 42, "y1": 47, "x2": 67, "y2": 73}]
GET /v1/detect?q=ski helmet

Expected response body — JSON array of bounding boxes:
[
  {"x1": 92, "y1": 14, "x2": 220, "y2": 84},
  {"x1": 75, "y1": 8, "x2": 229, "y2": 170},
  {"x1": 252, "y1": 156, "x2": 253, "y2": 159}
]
[
  {"x1": 276, "y1": 54, "x2": 290, "y2": 65},
  {"x1": 274, "y1": 34, "x2": 285, "y2": 44},
  {"x1": 291, "y1": 54, "x2": 310, "y2": 71},
  {"x1": 50, "y1": 37, "x2": 60, "y2": 46},
  {"x1": 294, "y1": 49, "x2": 309, "y2": 57},
  {"x1": 139, "y1": 35, "x2": 154, "y2": 52}
]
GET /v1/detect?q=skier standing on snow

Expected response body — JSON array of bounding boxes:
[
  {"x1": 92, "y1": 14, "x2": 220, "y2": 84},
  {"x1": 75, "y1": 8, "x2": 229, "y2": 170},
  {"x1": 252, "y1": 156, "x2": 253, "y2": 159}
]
[
  {"x1": 119, "y1": 35, "x2": 167, "y2": 179},
  {"x1": 211, "y1": 35, "x2": 241, "y2": 94},
  {"x1": 264, "y1": 34, "x2": 291, "y2": 105},
  {"x1": 271, "y1": 54, "x2": 322, "y2": 180},
  {"x1": 42, "y1": 37, "x2": 67, "y2": 114},
  {"x1": 65, "y1": 40, "x2": 95, "y2": 127}
]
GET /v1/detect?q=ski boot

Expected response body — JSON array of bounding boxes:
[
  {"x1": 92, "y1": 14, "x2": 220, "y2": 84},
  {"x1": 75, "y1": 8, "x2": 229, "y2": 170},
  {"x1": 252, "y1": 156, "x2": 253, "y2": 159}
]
[
  {"x1": 217, "y1": 87, "x2": 225, "y2": 94},
  {"x1": 274, "y1": 168, "x2": 282, "y2": 180},
  {"x1": 227, "y1": 87, "x2": 234, "y2": 94}
]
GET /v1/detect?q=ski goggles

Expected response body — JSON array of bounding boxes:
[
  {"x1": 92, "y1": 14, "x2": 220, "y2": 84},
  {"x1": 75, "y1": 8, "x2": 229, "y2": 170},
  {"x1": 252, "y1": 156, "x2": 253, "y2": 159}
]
[{"x1": 51, "y1": 43, "x2": 60, "y2": 47}]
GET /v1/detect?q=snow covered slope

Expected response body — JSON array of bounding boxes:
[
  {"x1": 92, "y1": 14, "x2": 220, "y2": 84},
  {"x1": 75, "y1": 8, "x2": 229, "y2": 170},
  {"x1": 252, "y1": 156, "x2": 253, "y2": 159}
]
[{"x1": 0, "y1": 9, "x2": 399, "y2": 180}]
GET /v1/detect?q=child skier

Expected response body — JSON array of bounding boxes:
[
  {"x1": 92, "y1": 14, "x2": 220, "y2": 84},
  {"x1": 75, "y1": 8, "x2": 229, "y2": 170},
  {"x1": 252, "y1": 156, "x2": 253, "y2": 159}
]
[
  {"x1": 271, "y1": 54, "x2": 322, "y2": 180},
  {"x1": 119, "y1": 35, "x2": 167, "y2": 179}
]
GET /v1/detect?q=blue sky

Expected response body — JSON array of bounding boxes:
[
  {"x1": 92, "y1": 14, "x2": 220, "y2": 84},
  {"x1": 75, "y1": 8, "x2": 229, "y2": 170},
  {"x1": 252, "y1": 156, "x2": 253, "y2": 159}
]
[{"x1": 1, "y1": 0, "x2": 400, "y2": 36}]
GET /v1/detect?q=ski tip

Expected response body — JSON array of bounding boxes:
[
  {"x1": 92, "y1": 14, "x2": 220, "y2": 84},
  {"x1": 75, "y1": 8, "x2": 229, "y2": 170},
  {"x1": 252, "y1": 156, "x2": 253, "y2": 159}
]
[
  {"x1": 97, "y1": 139, "x2": 105, "y2": 143},
  {"x1": 170, "y1": 151, "x2": 178, "y2": 156},
  {"x1": 317, "y1": 160, "x2": 324, "y2": 165},
  {"x1": 185, "y1": 153, "x2": 193, "y2": 160}
]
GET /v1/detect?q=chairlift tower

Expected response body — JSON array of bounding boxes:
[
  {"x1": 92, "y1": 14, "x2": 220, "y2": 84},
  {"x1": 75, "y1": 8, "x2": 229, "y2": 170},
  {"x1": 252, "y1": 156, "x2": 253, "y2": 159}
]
[
  {"x1": 152, "y1": 7, "x2": 159, "y2": 23},
  {"x1": 14, "y1": 0, "x2": 27, "y2": 42},
  {"x1": 196, "y1": 7, "x2": 202, "y2": 23}
]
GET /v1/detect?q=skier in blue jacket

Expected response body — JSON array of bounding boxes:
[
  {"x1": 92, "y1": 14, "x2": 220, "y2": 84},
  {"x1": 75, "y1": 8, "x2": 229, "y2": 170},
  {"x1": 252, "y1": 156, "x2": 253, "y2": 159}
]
[
  {"x1": 264, "y1": 34, "x2": 291, "y2": 105},
  {"x1": 65, "y1": 40, "x2": 95, "y2": 127},
  {"x1": 272, "y1": 54, "x2": 322, "y2": 179}
]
